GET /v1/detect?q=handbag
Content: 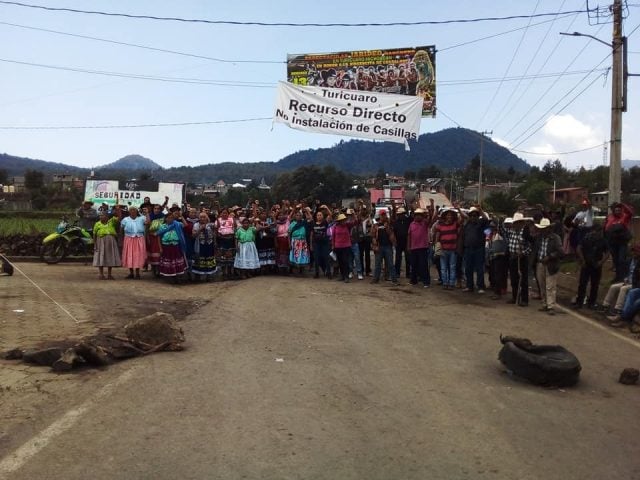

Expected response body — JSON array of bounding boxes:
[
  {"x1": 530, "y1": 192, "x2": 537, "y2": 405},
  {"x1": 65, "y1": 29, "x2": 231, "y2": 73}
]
[
  {"x1": 329, "y1": 250, "x2": 337, "y2": 261},
  {"x1": 434, "y1": 242, "x2": 442, "y2": 257}
]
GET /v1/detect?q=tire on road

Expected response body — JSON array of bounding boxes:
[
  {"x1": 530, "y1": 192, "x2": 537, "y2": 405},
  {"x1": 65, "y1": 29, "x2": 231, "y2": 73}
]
[{"x1": 499, "y1": 341, "x2": 582, "y2": 387}]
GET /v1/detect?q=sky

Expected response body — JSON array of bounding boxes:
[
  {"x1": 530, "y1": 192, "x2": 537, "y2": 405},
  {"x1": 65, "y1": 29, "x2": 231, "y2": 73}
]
[{"x1": 0, "y1": 0, "x2": 638, "y2": 172}]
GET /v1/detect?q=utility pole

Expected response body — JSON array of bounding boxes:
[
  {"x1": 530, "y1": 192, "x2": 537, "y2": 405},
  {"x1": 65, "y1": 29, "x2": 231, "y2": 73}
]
[
  {"x1": 478, "y1": 130, "x2": 492, "y2": 206},
  {"x1": 609, "y1": 0, "x2": 623, "y2": 204}
]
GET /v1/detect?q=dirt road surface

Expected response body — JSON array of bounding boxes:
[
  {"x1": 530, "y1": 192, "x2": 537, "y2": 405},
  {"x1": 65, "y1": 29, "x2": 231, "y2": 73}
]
[{"x1": 1, "y1": 262, "x2": 640, "y2": 479}]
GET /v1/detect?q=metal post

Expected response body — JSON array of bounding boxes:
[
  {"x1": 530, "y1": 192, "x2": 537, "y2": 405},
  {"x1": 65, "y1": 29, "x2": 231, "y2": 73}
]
[{"x1": 609, "y1": 0, "x2": 623, "y2": 204}]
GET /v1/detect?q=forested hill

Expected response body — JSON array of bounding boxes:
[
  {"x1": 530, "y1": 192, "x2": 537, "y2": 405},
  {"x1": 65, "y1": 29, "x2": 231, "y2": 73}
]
[
  {"x1": 276, "y1": 127, "x2": 529, "y2": 175},
  {"x1": 1, "y1": 127, "x2": 529, "y2": 183},
  {"x1": 0, "y1": 153, "x2": 88, "y2": 177},
  {"x1": 159, "y1": 127, "x2": 529, "y2": 183}
]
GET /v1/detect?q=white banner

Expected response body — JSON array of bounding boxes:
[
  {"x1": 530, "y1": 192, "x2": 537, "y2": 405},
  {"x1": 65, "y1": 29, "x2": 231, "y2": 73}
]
[
  {"x1": 273, "y1": 81, "x2": 422, "y2": 149},
  {"x1": 85, "y1": 180, "x2": 184, "y2": 207}
]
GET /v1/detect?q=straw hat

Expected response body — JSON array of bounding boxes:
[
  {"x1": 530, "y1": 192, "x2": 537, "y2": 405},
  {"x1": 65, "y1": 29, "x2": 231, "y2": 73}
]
[
  {"x1": 397, "y1": 207, "x2": 406, "y2": 214},
  {"x1": 336, "y1": 213, "x2": 347, "y2": 221},
  {"x1": 504, "y1": 217, "x2": 513, "y2": 224},
  {"x1": 512, "y1": 212, "x2": 532, "y2": 223},
  {"x1": 535, "y1": 218, "x2": 552, "y2": 229},
  {"x1": 414, "y1": 208, "x2": 426, "y2": 214}
]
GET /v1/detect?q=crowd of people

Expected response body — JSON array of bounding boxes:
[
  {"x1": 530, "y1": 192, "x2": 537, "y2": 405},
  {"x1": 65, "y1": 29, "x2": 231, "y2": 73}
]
[{"x1": 76, "y1": 195, "x2": 639, "y2": 329}]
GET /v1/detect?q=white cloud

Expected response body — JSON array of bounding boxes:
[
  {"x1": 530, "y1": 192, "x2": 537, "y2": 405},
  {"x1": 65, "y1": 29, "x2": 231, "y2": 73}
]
[
  {"x1": 543, "y1": 114, "x2": 597, "y2": 142},
  {"x1": 492, "y1": 137, "x2": 510, "y2": 148}
]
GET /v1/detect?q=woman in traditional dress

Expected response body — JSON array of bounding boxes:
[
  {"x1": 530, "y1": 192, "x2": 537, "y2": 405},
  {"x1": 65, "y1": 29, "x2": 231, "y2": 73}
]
[
  {"x1": 183, "y1": 207, "x2": 199, "y2": 277},
  {"x1": 146, "y1": 204, "x2": 164, "y2": 277},
  {"x1": 255, "y1": 209, "x2": 276, "y2": 272},
  {"x1": 191, "y1": 211, "x2": 217, "y2": 281},
  {"x1": 120, "y1": 206, "x2": 149, "y2": 279},
  {"x1": 215, "y1": 208, "x2": 236, "y2": 280},
  {"x1": 288, "y1": 209, "x2": 313, "y2": 274},
  {"x1": 158, "y1": 211, "x2": 188, "y2": 280},
  {"x1": 234, "y1": 217, "x2": 260, "y2": 278},
  {"x1": 93, "y1": 209, "x2": 121, "y2": 280},
  {"x1": 274, "y1": 210, "x2": 291, "y2": 273}
]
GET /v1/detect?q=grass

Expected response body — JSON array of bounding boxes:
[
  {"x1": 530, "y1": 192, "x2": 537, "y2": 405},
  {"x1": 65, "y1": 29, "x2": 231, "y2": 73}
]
[{"x1": 0, "y1": 217, "x2": 61, "y2": 235}]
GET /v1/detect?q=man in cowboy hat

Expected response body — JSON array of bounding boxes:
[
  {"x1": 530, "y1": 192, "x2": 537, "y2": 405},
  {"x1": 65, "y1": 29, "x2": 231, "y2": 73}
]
[
  {"x1": 392, "y1": 204, "x2": 411, "y2": 279},
  {"x1": 506, "y1": 212, "x2": 533, "y2": 306},
  {"x1": 76, "y1": 200, "x2": 99, "y2": 232},
  {"x1": 407, "y1": 208, "x2": 431, "y2": 287},
  {"x1": 532, "y1": 218, "x2": 563, "y2": 315},
  {"x1": 461, "y1": 206, "x2": 489, "y2": 293},
  {"x1": 371, "y1": 210, "x2": 398, "y2": 285},
  {"x1": 575, "y1": 220, "x2": 609, "y2": 309}
]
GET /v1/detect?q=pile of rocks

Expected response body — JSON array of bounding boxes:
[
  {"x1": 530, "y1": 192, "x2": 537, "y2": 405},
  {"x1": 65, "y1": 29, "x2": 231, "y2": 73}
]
[{"x1": 0, "y1": 233, "x2": 47, "y2": 256}]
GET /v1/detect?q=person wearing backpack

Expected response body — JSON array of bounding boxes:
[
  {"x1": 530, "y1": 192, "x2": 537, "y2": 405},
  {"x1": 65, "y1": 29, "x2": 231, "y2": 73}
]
[{"x1": 604, "y1": 202, "x2": 634, "y2": 282}]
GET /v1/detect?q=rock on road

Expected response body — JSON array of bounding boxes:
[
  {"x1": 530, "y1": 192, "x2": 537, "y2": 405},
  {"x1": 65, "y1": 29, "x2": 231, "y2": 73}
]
[{"x1": 1, "y1": 266, "x2": 640, "y2": 479}]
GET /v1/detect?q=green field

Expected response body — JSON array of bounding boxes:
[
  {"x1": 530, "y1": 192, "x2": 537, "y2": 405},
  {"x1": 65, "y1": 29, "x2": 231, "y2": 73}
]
[{"x1": 0, "y1": 218, "x2": 61, "y2": 235}]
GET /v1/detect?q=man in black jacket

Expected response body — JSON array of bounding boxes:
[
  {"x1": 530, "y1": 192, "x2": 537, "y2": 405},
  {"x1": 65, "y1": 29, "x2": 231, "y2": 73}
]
[
  {"x1": 532, "y1": 218, "x2": 563, "y2": 315},
  {"x1": 575, "y1": 222, "x2": 610, "y2": 309}
]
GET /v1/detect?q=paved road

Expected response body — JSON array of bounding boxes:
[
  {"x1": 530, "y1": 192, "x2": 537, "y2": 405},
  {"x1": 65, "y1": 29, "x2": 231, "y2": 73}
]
[{"x1": 2, "y1": 273, "x2": 640, "y2": 479}]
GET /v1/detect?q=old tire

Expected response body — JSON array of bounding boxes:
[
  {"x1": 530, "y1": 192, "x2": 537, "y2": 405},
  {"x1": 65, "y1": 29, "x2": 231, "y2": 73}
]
[{"x1": 499, "y1": 342, "x2": 581, "y2": 387}]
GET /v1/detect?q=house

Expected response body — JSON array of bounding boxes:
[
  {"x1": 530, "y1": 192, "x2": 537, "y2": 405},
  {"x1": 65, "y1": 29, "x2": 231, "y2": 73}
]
[
  {"x1": 420, "y1": 178, "x2": 447, "y2": 194},
  {"x1": 549, "y1": 187, "x2": 588, "y2": 205},
  {"x1": 52, "y1": 174, "x2": 83, "y2": 191},
  {"x1": 463, "y1": 182, "x2": 521, "y2": 203},
  {"x1": 590, "y1": 191, "x2": 609, "y2": 210}
]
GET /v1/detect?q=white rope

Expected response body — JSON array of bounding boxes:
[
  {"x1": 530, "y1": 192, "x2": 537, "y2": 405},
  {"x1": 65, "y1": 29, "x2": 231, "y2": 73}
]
[{"x1": 1, "y1": 254, "x2": 82, "y2": 324}]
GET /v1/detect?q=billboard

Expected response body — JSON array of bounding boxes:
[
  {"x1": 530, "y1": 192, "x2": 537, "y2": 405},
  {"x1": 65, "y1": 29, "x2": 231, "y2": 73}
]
[
  {"x1": 84, "y1": 180, "x2": 184, "y2": 207},
  {"x1": 274, "y1": 81, "x2": 423, "y2": 147},
  {"x1": 287, "y1": 45, "x2": 436, "y2": 117}
]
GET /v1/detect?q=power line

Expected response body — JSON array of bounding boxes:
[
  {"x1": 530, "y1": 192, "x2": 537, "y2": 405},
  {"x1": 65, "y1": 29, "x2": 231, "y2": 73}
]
[
  {"x1": 0, "y1": 1, "x2": 589, "y2": 27},
  {"x1": 495, "y1": 2, "x2": 582, "y2": 130},
  {"x1": 0, "y1": 55, "x2": 604, "y2": 88},
  {"x1": 511, "y1": 67, "x2": 609, "y2": 149},
  {"x1": 490, "y1": 0, "x2": 568, "y2": 129},
  {"x1": 0, "y1": 21, "x2": 283, "y2": 64},
  {"x1": 0, "y1": 58, "x2": 276, "y2": 87},
  {"x1": 0, "y1": 117, "x2": 273, "y2": 130},
  {"x1": 511, "y1": 143, "x2": 606, "y2": 155},
  {"x1": 476, "y1": 0, "x2": 541, "y2": 129},
  {"x1": 438, "y1": 12, "x2": 580, "y2": 52},
  {"x1": 504, "y1": 23, "x2": 607, "y2": 141}
]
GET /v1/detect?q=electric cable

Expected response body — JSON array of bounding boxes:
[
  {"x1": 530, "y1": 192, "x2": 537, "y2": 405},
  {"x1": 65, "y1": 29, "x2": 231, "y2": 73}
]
[
  {"x1": 495, "y1": 2, "x2": 583, "y2": 130},
  {"x1": 439, "y1": 12, "x2": 580, "y2": 52},
  {"x1": 476, "y1": 0, "x2": 541, "y2": 129},
  {"x1": 0, "y1": 117, "x2": 273, "y2": 130},
  {"x1": 0, "y1": 1, "x2": 589, "y2": 27},
  {"x1": 504, "y1": 23, "x2": 606, "y2": 141},
  {"x1": 0, "y1": 21, "x2": 284, "y2": 64},
  {"x1": 490, "y1": 0, "x2": 568, "y2": 129},
  {"x1": 511, "y1": 67, "x2": 609, "y2": 149}
]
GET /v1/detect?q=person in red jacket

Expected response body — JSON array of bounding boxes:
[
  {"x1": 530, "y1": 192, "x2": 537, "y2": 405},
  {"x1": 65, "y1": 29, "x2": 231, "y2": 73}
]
[
  {"x1": 605, "y1": 202, "x2": 634, "y2": 282},
  {"x1": 332, "y1": 213, "x2": 356, "y2": 283}
]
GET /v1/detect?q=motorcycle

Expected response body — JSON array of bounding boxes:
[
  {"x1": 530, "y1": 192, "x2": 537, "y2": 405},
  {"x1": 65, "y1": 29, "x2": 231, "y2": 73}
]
[{"x1": 41, "y1": 216, "x2": 94, "y2": 264}]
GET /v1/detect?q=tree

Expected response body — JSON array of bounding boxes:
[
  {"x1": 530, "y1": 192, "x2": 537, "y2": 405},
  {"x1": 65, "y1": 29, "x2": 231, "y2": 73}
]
[
  {"x1": 24, "y1": 169, "x2": 44, "y2": 191},
  {"x1": 0, "y1": 168, "x2": 7, "y2": 185},
  {"x1": 484, "y1": 191, "x2": 518, "y2": 215}
]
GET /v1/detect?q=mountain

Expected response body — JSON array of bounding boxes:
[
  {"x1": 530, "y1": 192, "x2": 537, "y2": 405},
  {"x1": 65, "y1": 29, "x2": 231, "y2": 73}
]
[
  {"x1": 276, "y1": 128, "x2": 528, "y2": 175},
  {"x1": 0, "y1": 153, "x2": 87, "y2": 177},
  {"x1": 100, "y1": 154, "x2": 161, "y2": 171},
  {"x1": 157, "y1": 128, "x2": 529, "y2": 183},
  {"x1": 1, "y1": 128, "x2": 529, "y2": 183},
  {"x1": 622, "y1": 159, "x2": 640, "y2": 169}
]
